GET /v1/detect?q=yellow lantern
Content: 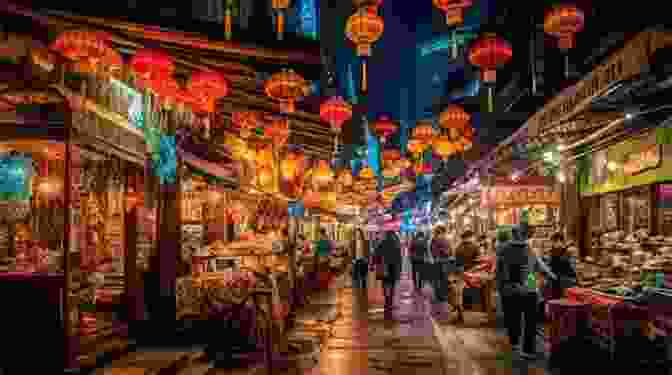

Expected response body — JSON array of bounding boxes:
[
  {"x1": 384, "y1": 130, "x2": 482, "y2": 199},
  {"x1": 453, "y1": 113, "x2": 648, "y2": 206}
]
[{"x1": 313, "y1": 160, "x2": 334, "y2": 188}]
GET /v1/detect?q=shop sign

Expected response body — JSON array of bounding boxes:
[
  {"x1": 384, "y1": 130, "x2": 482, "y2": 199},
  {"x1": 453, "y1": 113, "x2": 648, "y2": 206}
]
[
  {"x1": 481, "y1": 187, "x2": 560, "y2": 208},
  {"x1": 526, "y1": 30, "x2": 669, "y2": 138},
  {"x1": 622, "y1": 144, "x2": 661, "y2": 176}
]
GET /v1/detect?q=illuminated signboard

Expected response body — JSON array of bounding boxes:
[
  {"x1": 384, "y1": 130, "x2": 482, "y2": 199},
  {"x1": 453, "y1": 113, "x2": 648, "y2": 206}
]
[{"x1": 623, "y1": 144, "x2": 661, "y2": 176}]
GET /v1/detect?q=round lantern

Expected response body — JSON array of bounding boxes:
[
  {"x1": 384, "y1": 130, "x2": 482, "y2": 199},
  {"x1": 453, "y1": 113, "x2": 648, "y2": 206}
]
[
  {"x1": 320, "y1": 96, "x2": 353, "y2": 134},
  {"x1": 407, "y1": 139, "x2": 427, "y2": 155},
  {"x1": 468, "y1": 33, "x2": 513, "y2": 112},
  {"x1": 412, "y1": 121, "x2": 436, "y2": 144},
  {"x1": 359, "y1": 166, "x2": 375, "y2": 179},
  {"x1": 188, "y1": 70, "x2": 228, "y2": 103},
  {"x1": 50, "y1": 30, "x2": 120, "y2": 76},
  {"x1": 264, "y1": 69, "x2": 310, "y2": 114},
  {"x1": 439, "y1": 104, "x2": 470, "y2": 133},
  {"x1": 313, "y1": 160, "x2": 334, "y2": 188},
  {"x1": 433, "y1": 0, "x2": 473, "y2": 26},
  {"x1": 264, "y1": 116, "x2": 290, "y2": 146},
  {"x1": 232, "y1": 111, "x2": 259, "y2": 138},
  {"x1": 271, "y1": 0, "x2": 291, "y2": 40},
  {"x1": 345, "y1": 7, "x2": 384, "y2": 92},
  {"x1": 372, "y1": 115, "x2": 398, "y2": 144},
  {"x1": 130, "y1": 49, "x2": 175, "y2": 87},
  {"x1": 544, "y1": 5, "x2": 585, "y2": 51},
  {"x1": 281, "y1": 147, "x2": 304, "y2": 180},
  {"x1": 258, "y1": 167, "x2": 274, "y2": 187},
  {"x1": 544, "y1": 4, "x2": 585, "y2": 78},
  {"x1": 382, "y1": 148, "x2": 401, "y2": 168},
  {"x1": 433, "y1": 135, "x2": 459, "y2": 160}
]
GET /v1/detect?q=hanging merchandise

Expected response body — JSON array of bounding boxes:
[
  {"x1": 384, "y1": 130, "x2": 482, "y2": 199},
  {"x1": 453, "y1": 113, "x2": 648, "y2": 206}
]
[
  {"x1": 271, "y1": 0, "x2": 291, "y2": 40},
  {"x1": 544, "y1": 4, "x2": 585, "y2": 78},
  {"x1": 468, "y1": 33, "x2": 513, "y2": 112},
  {"x1": 345, "y1": 7, "x2": 384, "y2": 93},
  {"x1": 130, "y1": 49, "x2": 175, "y2": 89},
  {"x1": 432, "y1": 0, "x2": 473, "y2": 26}
]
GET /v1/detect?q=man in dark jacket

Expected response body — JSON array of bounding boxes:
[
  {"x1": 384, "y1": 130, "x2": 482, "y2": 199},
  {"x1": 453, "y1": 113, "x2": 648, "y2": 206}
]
[
  {"x1": 376, "y1": 231, "x2": 402, "y2": 320},
  {"x1": 409, "y1": 232, "x2": 429, "y2": 292},
  {"x1": 496, "y1": 226, "x2": 556, "y2": 359}
]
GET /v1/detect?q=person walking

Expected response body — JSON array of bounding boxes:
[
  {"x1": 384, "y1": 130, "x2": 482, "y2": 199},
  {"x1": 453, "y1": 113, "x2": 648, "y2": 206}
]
[
  {"x1": 544, "y1": 232, "x2": 577, "y2": 301},
  {"x1": 430, "y1": 225, "x2": 451, "y2": 317},
  {"x1": 352, "y1": 228, "x2": 370, "y2": 288},
  {"x1": 496, "y1": 226, "x2": 557, "y2": 359},
  {"x1": 409, "y1": 232, "x2": 429, "y2": 293},
  {"x1": 450, "y1": 230, "x2": 480, "y2": 322},
  {"x1": 375, "y1": 231, "x2": 402, "y2": 320}
]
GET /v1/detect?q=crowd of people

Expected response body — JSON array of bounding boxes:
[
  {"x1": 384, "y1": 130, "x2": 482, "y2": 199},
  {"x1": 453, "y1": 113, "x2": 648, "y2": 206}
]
[{"x1": 350, "y1": 225, "x2": 577, "y2": 359}]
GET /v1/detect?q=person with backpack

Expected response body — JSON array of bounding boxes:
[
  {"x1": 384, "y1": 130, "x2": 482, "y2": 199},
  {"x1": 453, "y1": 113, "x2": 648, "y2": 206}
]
[
  {"x1": 496, "y1": 226, "x2": 557, "y2": 359},
  {"x1": 409, "y1": 232, "x2": 429, "y2": 292}
]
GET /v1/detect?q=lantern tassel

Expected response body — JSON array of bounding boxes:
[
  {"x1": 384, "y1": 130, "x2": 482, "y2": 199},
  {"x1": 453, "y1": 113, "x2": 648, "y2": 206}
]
[
  {"x1": 277, "y1": 12, "x2": 285, "y2": 41},
  {"x1": 362, "y1": 59, "x2": 368, "y2": 93},
  {"x1": 225, "y1": 9, "x2": 232, "y2": 40}
]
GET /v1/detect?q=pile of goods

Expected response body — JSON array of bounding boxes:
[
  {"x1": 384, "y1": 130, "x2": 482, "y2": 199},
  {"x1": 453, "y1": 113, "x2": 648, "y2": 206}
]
[{"x1": 464, "y1": 255, "x2": 496, "y2": 288}]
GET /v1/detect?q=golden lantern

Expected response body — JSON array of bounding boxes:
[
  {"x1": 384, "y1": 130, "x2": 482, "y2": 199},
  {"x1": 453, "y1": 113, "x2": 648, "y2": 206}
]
[
  {"x1": 281, "y1": 147, "x2": 304, "y2": 180},
  {"x1": 433, "y1": 0, "x2": 473, "y2": 26},
  {"x1": 345, "y1": 7, "x2": 384, "y2": 92},
  {"x1": 407, "y1": 139, "x2": 427, "y2": 155},
  {"x1": 313, "y1": 160, "x2": 334, "y2": 188},
  {"x1": 264, "y1": 69, "x2": 310, "y2": 114},
  {"x1": 271, "y1": 0, "x2": 291, "y2": 40},
  {"x1": 256, "y1": 145, "x2": 274, "y2": 168},
  {"x1": 433, "y1": 135, "x2": 459, "y2": 160},
  {"x1": 412, "y1": 121, "x2": 436, "y2": 144},
  {"x1": 258, "y1": 167, "x2": 274, "y2": 187}
]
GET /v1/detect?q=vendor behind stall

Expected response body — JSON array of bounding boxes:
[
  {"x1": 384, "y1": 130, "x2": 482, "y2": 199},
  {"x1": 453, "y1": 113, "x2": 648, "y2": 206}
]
[{"x1": 544, "y1": 232, "x2": 577, "y2": 301}]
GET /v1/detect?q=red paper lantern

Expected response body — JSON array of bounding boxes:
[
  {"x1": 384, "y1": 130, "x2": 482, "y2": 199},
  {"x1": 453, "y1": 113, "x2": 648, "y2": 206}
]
[
  {"x1": 468, "y1": 33, "x2": 512, "y2": 112},
  {"x1": 544, "y1": 5, "x2": 585, "y2": 50},
  {"x1": 232, "y1": 111, "x2": 259, "y2": 138},
  {"x1": 468, "y1": 33, "x2": 512, "y2": 83},
  {"x1": 345, "y1": 8, "x2": 384, "y2": 92},
  {"x1": 372, "y1": 115, "x2": 398, "y2": 144},
  {"x1": 130, "y1": 49, "x2": 175, "y2": 85},
  {"x1": 188, "y1": 70, "x2": 229, "y2": 104},
  {"x1": 382, "y1": 148, "x2": 401, "y2": 167},
  {"x1": 354, "y1": 0, "x2": 383, "y2": 12},
  {"x1": 439, "y1": 104, "x2": 470, "y2": 131},
  {"x1": 265, "y1": 69, "x2": 310, "y2": 114},
  {"x1": 412, "y1": 121, "x2": 436, "y2": 144},
  {"x1": 50, "y1": 30, "x2": 120, "y2": 75},
  {"x1": 433, "y1": 0, "x2": 473, "y2": 26},
  {"x1": 320, "y1": 96, "x2": 353, "y2": 133}
]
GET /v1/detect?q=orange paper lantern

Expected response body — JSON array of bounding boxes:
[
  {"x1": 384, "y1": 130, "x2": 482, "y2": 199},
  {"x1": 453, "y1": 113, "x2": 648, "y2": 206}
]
[
  {"x1": 345, "y1": 7, "x2": 384, "y2": 92},
  {"x1": 544, "y1": 5, "x2": 585, "y2": 50},
  {"x1": 433, "y1": 0, "x2": 473, "y2": 26},
  {"x1": 264, "y1": 69, "x2": 310, "y2": 114},
  {"x1": 320, "y1": 96, "x2": 353, "y2": 133}
]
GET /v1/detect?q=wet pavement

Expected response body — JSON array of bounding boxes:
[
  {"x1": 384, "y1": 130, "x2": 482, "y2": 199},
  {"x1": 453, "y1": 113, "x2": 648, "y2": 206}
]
[{"x1": 95, "y1": 261, "x2": 552, "y2": 375}]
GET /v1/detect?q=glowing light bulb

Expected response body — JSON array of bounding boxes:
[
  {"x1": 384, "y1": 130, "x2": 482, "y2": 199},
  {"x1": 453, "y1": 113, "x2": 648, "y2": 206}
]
[
  {"x1": 607, "y1": 161, "x2": 618, "y2": 172},
  {"x1": 557, "y1": 172, "x2": 566, "y2": 183}
]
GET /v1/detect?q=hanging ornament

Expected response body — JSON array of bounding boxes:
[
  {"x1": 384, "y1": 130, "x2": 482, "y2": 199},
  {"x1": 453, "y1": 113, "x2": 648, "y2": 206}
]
[
  {"x1": 439, "y1": 104, "x2": 470, "y2": 134},
  {"x1": 372, "y1": 115, "x2": 398, "y2": 144},
  {"x1": 544, "y1": 4, "x2": 585, "y2": 78},
  {"x1": 313, "y1": 160, "x2": 334, "y2": 188},
  {"x1": 432, "y1": 0, "x2": 473, "y2": 26},
  {"x1": 412, "y1": 121, "x2": 436, "y2": 145},
  {"x1": 264, "y1": 115, "x2": 290, "y2": 146},
  {"x1": 319, "y1": 96, "x2": 353, "y2": 134},
  {"x1": 345, "y1": 7, "x2": 384, "y2": 93},
  {"x1": 188, "y1": 70, "x2": 229, "y2": 139},
  {"x1": 232, "y1": 111, "x2": 259, "y2": 138},
  {"x1": 264, "y1": 69, "x2": 310, "y2": 114},
  {"x1": 271, "y1": 0, "x2": 291, "y2": 40},
  {"x1": 468, "y1": 33, "x2": 513, "y2": 112}
]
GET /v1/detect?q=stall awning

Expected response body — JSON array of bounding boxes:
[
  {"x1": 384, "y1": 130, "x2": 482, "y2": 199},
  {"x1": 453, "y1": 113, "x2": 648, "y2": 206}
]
[{"x1": 178, "y1": 147, "x2": 238, "y2": 184}]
